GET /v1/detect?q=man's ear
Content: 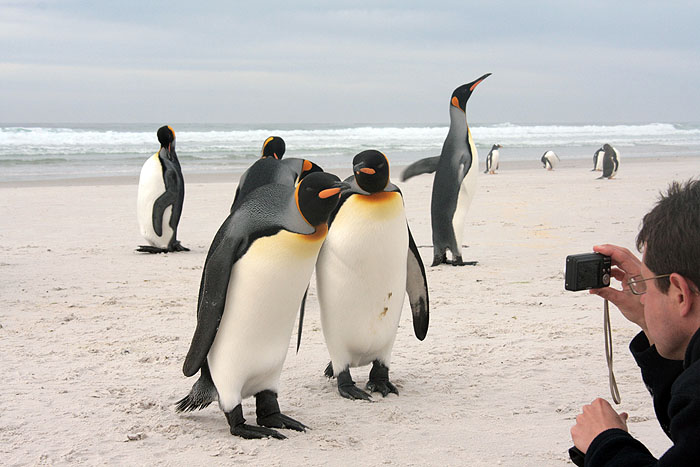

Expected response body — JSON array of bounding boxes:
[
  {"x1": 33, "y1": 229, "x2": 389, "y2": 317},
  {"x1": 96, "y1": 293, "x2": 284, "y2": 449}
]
[{"x1": 669, "y1": 273, "x2": 697, "y2": 317}]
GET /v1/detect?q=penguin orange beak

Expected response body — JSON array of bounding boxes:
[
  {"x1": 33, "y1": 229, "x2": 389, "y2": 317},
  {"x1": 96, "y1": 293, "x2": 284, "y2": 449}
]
[
  {"x1": 469, "y1": 72, "x2": 492, "y2": 91},
  {"x1": 359, "y1": 167, "x2": 375, "y2": 175},
  {"x1": 273, "y1": 153, "x2": 279, "y2": 159},
  {"x1": 318, "y1": 188, "x2": 341, "y2": 199}
]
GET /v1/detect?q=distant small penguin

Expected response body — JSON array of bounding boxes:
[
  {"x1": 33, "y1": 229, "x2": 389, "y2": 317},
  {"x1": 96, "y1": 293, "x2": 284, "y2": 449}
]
[
  {"x1": 592, "y1": 147, "x2": 604, "y2": 171},
  {"x1": 315, "y1": 150, "x2": 429, "y2": 400},
  {"x1": 599, "y1": 144, "x2": 620, "y2": 179},
  {"x1": 136, "y1": 125, "x2": 188, "y2": 253},
  {"x1": 400, "y1": 73, "x2": 491, "y2": 266},
  {"x1": 230, "y1": 137, "x2": 323, "y2": 213},
  {"x1": 541, "y1": 150, "x2": 560, "y2": 170},
  {"x1": 177, "y1": 172, "x2": 346, "y2": 440},
  {"x1": 484, "y1": 144, "x2": 502, "y2": 174}
]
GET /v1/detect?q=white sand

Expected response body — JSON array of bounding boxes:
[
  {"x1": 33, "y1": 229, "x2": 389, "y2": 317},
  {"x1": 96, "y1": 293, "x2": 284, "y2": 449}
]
[{"x1": 1, "y1": 156, "x2": 696, "y2": 466}]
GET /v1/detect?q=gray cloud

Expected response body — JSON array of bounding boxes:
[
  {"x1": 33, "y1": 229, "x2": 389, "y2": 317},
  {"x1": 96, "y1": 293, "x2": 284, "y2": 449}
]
[{"x1": 1, "y1": 1, "x2": 698, "y2": 123}]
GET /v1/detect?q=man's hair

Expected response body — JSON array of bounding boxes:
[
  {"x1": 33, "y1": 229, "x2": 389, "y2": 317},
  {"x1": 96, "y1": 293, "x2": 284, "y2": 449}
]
[{"x1": 637, "y1": 179, "x2": 700, "y2": 293}]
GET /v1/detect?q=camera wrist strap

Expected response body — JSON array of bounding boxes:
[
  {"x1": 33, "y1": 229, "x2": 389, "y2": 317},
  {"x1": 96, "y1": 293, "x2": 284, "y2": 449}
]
[{"x1": 604, "y1": 299, "x2": 621, "y2": 404}]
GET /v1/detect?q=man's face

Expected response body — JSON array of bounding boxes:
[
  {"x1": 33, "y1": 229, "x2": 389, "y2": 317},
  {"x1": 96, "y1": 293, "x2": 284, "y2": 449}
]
[{"x1": 640, "y1": 252, "x2": 685, "y2": 359}]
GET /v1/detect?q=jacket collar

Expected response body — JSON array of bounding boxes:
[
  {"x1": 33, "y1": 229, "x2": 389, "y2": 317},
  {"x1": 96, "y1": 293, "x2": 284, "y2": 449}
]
[{"x1": 684, "y1": 327, "x2": 700, "y2": 368}]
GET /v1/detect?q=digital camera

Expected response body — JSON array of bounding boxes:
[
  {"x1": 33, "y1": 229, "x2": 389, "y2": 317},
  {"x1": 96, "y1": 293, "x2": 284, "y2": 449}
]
[{"x1": 565, "y1": 253, "x2": 612, "y2": 291}]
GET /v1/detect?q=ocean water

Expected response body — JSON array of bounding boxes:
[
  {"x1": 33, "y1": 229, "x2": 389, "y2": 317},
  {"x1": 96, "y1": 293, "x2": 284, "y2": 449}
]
[{"x1": 1, "y1": 122, "x2": 699, "y2": 182}]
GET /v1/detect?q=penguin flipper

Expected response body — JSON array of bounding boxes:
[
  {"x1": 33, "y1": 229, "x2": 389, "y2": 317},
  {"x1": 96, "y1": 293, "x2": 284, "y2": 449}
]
[
  {"x1": 152, "y1": 187, "x2": 177, "y2": 236},
  {"x1": 182, "y1": 230, "x2": 239, "y2": 377},
  {"x1": 295, "y1": 286, "x2": 309, "y2": 353},
  {"x1": 400, "y1": 156, "x2": 440, "y2": 182},
  {"x1": 406, "y1": 226, "x2": 429, "y2": 340},
  {"x1": 230, "y1": 186, "x2": 241, "y2": 214}
]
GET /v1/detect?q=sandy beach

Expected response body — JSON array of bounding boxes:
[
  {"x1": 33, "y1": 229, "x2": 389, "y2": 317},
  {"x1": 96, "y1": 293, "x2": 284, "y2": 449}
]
[{"x1": 1, "y1": 155, "x2": 697, "y2": 466}]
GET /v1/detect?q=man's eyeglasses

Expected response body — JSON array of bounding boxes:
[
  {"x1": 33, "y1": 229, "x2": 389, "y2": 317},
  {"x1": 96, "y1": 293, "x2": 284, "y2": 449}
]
[{"x1": 627, "y1": 274, "x2": 671, "y2": 295}]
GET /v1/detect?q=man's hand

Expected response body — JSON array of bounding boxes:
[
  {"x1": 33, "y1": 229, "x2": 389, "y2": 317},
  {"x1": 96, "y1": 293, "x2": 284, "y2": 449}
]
[
  {"x1": 571, "y1": 398, "x2": 629, "y2": 453},
  {"x1": 589, "y1": 244, "x2": 647, "y2": 333}
]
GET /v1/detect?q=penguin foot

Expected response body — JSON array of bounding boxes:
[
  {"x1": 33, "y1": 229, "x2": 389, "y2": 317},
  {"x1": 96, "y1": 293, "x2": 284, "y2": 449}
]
[
  {"x1": 231, "y1": 423, "x2": 287, "y2": 440},
  {"x1": 169, "y1": 241, "x2": 190, "y2": 252},
  {"x1": 451, "y1": 256, "x2": 478, "y2": 266},
  {"x1": 225, "y1": 404, "x2": 286, "y2": 440},
  {"x1": 136, "y1": 245, "x2": 169, "y2": 254},
  {"x1": 258, "y1": 413, "x2": 308, "y2": 432},
  {"x1": 366, "y1": 380, "x2": 399, "y2": 397},
  {"x1": 255, "y1": 390, "x2": 308, "y2": 432},
  {"x1": 366, "y1": 360, "x2": 399, "y2": 397},
  {"x1": 431, "y1": 253, "x2": 448, "y2": 266},
  {"x1": 337, "y1": 369, "x2": 372, "y2": 401}
]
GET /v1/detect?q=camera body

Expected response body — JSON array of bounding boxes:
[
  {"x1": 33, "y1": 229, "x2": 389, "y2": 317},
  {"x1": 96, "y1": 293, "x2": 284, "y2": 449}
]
[{"x1": 565, "y1": 253, "x2": 612, "y2": 291}]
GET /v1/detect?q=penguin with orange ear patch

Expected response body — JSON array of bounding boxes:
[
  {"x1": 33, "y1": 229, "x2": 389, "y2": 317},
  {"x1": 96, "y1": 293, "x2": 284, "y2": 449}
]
[
  {"x1": 315, "y1": 150, "x2": 429, "y2": 401},
  {"x1": 401, "y1": 74, "x2": 491, "y2": 266},
  {"x1": 177, "y1": 172, "x2": 346, "y2": 439},
  {"x1": 230, "y1": 136, "x2": 323, "y2": 213}
]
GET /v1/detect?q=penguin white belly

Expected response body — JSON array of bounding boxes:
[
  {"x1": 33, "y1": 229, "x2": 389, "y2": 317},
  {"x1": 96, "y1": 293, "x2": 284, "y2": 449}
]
[
  {"x1": 595, "y1": 151, "x2": 604, "y2": 171},
  {"x1": 491, "y1": 150, "x2": 499, "y2": 171},
  {"x1": 317, "y1": 192, "x2": 408, "y2": 372},
  {"x1": 136, "y1": 154, "x2": 173, "y2": 248},
  {"x1": 208, "y1": 228, "x2": 326, "y2": 412},
  {"x1": 452, "y1": 137, "x2": 478, "y2": 255}
]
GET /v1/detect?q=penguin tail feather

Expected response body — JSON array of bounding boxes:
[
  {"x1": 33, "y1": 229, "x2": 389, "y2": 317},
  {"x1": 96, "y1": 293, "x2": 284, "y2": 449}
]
[
  {"x1": 400, "y1": 156, "x2": 440, "y2": 182},
  {"x1": 175, "y1": 374, "x2": 219, "y2": 412},
  {"x1": 324, "y1": 361, "x2": 334, "y2": 379}
]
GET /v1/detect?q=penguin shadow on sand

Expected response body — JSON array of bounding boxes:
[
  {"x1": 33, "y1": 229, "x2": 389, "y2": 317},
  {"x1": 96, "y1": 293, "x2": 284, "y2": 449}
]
[
  {"x1": 136, "y1": 125, "x2": 189, "y2": 254},
  {"x1": 401, "y1": 73, "x2": 491, "y2": 267},
  {"x1": 315, "y1": 150, "x2": 429, "y2": 401}
]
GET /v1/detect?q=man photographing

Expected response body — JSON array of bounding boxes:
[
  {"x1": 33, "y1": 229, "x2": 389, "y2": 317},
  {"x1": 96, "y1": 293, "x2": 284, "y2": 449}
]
[{"x1": 570, "y1": 179, "x2": 700, "y2": 465}]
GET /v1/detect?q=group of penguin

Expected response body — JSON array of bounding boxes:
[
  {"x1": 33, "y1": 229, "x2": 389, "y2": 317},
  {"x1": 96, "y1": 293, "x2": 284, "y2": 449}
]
[
  {"x1": 539, "y1": 145, "x2": 619, "y2": 178},
  {"x1": 134, "y1": 73, "x2": 494, "y2": 440},
  {"x1": 484, "y1": 144, "x2": 619, "y2": 179}
]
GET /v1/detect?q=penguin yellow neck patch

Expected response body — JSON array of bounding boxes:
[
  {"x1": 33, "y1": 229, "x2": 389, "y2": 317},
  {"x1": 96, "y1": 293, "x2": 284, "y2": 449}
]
[
  {"x1": 451, "y1": 96, "x2": 461, "y2": 110},
  {"x1": 357, "y1": 191, "x2": 400, "y2": 204},
  {"x1": 304, "y1": 223, "x2": 328, "y2": 242}
]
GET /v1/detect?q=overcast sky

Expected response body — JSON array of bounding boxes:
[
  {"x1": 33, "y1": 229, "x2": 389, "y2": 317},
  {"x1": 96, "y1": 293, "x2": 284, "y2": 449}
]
[{"x1": 1, "y1": 1, "x2": 698, "y2": 124}]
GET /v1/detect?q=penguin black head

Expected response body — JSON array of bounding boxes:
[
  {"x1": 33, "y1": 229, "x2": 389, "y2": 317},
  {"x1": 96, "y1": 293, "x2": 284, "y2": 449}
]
[
  {"x1": 451, "y1": 73, "x2": 491, "y2": 112},
  {"x1": 157, "y1": 125, "x2": 175, "y2": 149},
  {"x1": 295, "y1": 172, "x2": 346, "y2": 227},
  {"x1": 352, "y1": 150, "x2": 390, "y2": 194},
  {"x1": 492, "y1": 143, "x2": 502, "y2": 150},
  {"x1": 299, "y1": 159, "x2": 324, "y2": 179},
  {"x1": 261, "y1": 136, "x2": 286, "y2": 160}
]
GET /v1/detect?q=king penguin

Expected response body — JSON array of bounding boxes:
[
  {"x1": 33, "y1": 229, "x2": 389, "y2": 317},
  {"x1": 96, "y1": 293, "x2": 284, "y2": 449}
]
[
  {"x1": 401, "y1": 73, "x2": 491, "y2": 266},
  {"x1": 176, "y1": 172, "x2": 346, "y2": 439},
  {"x1": 599, "y1": 143, "x2": 620, "y2": 179},
  {"x1": 592, "y1": 147, "x2": 604, "y2": 171},
  {"x1": 136, "y1": 125, "x2": 188, "y2": 253},
  {"x1": 315, "y1": 150, "x2": 429, "y2": 400},
  {"x1": 230, "y1": 136, "x2": 323, "y2": 213},
  {"x1": 541, "y1": 150, "x2": 560, "y2": 170},
  {"x1": 484, "y1": 144, "x2": 502, "y2": 174}
]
